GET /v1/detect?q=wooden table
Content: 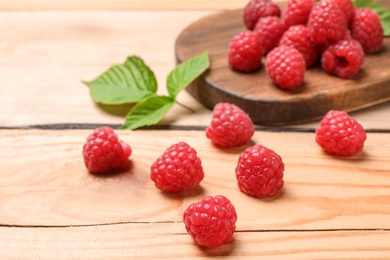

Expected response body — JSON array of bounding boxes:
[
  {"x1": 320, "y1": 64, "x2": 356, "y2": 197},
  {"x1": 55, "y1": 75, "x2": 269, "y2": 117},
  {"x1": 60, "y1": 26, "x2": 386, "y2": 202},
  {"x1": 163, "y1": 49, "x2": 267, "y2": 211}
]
[{"x1": 1, "y1": 0, "x2": 390, "y2": 258}]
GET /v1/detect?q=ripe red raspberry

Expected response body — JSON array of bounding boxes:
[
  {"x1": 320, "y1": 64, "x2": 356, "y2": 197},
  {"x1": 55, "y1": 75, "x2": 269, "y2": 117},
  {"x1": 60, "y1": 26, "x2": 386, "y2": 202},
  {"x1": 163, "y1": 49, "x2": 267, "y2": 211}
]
[
  {"x1": 282, "y1": 0, "x2": 315, "y2": 28},
  {"x1": 279, "y1": 25, "x2": 319, "y2": 67},
  {"x1": 266, "y1": 45, "x2": 306, "y2": 90},
  {"x1": 150, "y1": 142, "x2": 204, "y2": 192},
  {"x1": 236, "y1": 144, "x2": 284, "y2": 198},
  {"x1": 183, "y1": 195, "x2": 237, "y2": 248},
  {"x1": 321, "y1": 38, "x2": 364, "y2": 78},
  {"x1": 315, "y1": 110, "x2": 367, "y2": 156},
  {"x1": 243, "y1": 0, "x2": 281, "y2": 30},
  {"x1": 324, "y1": 0, "x2": 354, "y2": 22},
  {"x1": 350, "y1": 8, "x2": 383, "y2": 54},
  {"x1": 206, "y1": 103, "x2": 255, "y2": 148},
  {"x1": 307, "y1": 1, "x2": 347, "y2": 44},
  {"x1": 82, "y1": 126, "x2": 131, "y2": 174},
  {"x1": 228, "y1": 30, "x2": 263, "y2": 72},
  {"x1": 253, "y1": 16, "x2": 286, "y2": 54}
]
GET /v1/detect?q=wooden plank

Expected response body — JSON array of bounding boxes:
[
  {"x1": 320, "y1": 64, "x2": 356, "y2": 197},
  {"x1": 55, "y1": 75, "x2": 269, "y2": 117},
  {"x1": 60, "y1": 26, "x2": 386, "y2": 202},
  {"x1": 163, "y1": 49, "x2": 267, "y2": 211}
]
[
  {"x1": 1, "y1": 223, "x2": 390, "y2": 259},
  {"x1": 1, "y1": 129, "x2": 389, "y2": 230},
  {"x1": 0, "y1": 0, "x2": 249, "y2": 11},
  {"x1": 1, "y1": 11, "x2": 390, "y2": 129}
]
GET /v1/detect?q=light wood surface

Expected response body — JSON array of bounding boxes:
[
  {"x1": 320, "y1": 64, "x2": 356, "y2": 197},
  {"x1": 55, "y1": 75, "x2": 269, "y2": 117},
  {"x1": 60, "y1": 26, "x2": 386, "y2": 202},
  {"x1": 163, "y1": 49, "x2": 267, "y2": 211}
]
[
  {"x1": 1, "y1": 130, "x2": 390, "y2": 258},
  {"x1": 2, "y1": 226, "x2": 390, "y2": 259},
  {"x1": 1, "y1": 0, "x2": 390, "y2": 258},
  {"x1": 0, "y1": 0, "x2": 248, "y2": 11}
]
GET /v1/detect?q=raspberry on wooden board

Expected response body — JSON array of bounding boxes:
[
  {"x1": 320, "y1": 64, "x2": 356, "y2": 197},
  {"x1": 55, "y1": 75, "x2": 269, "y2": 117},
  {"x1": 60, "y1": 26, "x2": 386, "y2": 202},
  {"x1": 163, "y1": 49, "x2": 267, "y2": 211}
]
[
  {"x1": 279, "y1": 24, "x2": 319, "y2": 67},
  {"x1": 228, "y1": 30, "x2": 263, "y2": 72},
  {"x1": 321, "y1": 38, "x2": 364, "y2": 78},
  {"x1": 253, "y1": 16, "x2": 286, "y2": 55},
  {"x1": 307, "y1": 1, "x2": 347, "y2": 44},
  {"x1": 266, "y1": 45, "x2": 306, "y2": 90},
  {"x1": 82, "y1": 127, "x2": 132, "y2": 174},
  {"x1": 282, "y1": 0, "x2": 315, "y2": 28},
  {"x1": 243, "y1": 0, "x2": 281, "y2": 30},
  {"x1": 324, "y1": 0, "x2": 354, "y2": 22},
  {"x1": 350, "y1": 8, "x2": 384, "y2": 54}
]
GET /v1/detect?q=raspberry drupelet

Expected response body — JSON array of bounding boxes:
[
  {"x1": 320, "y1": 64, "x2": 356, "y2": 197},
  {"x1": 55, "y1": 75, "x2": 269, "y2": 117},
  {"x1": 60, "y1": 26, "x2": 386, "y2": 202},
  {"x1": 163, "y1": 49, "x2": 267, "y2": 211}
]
[
  {"x1": 82, "y1": 126, "x2": 132, "y2": 174},
  {"x1": 183, "y1": 195, "x2": 237, "y2": 248}
]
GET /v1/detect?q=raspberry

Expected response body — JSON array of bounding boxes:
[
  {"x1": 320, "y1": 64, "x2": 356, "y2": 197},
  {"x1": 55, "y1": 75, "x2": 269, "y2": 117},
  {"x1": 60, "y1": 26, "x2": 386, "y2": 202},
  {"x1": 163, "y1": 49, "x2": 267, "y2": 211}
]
[
  {"x1": 321, "y1": 38, "x2": 364, "y2": 78},
  {"x1": 279, "y1": 25, "x2": 319, "y2": 67},
  {"x1": 228, "y1": 31, "x2": 263, "y2": 72},
  {"x1": 315, "y1": 110, "x2": 367, "y2": 156},
  {"x1": 307, "y1": 1, "x2": 347, "y2": 44},
  {"x1": 150, "y1": 142, "x2": 204, "y2": 192},
  {"x1": 206, "y1": 103, "x2": 255, "y2": 148},
  {"x1": 324, "y1": 0, "x2": 354, "y2": 22},
  {"x1": 243, "y1": 0, "x2": 281, "y2": 30},
  {"x1": 253, "y1": 16, "x2": 286, "y2": 54},
  {"x1": 266, "y1": 45, "x2": 306, "y2": 90},
  {"x1": 282, "y1": 0, "x2": 315, "y2": 28},
  {"x1": 236, "y1": 144, "x2": 284, "y2": 198},
  {"x1": 350, "y1": 8, "x2": 383, "y2": 54},
  {"x1": 183, "y1": 195, "x2": 237, "y2": 248},
  {"x1": 82, "y1": 126, "x2": 131, "y2": 174}
]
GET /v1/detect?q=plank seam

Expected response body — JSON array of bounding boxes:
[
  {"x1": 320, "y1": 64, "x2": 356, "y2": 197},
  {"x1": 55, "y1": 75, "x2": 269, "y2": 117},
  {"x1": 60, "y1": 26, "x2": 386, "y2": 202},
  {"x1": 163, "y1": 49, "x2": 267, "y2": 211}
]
[
  {"x1": 1, "y1": 124, "x2": 390, "y2": 133},
  {"x1": 1, "y1": 222, "x2": 389, "y2": 232},
  {"x1": 0, "y1": 221, "x2": 179, "y2": 228}
]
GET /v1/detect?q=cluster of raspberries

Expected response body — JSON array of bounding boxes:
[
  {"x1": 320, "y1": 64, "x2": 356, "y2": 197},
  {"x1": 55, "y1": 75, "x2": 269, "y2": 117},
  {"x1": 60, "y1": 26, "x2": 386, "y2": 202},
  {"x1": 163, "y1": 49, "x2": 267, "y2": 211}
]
[
  {"x1": 228, "y1": 0, "x2": 384, "y2": 89},
  {"x1": 81, "y1": 102, "x2": 367, "y2": 249}
]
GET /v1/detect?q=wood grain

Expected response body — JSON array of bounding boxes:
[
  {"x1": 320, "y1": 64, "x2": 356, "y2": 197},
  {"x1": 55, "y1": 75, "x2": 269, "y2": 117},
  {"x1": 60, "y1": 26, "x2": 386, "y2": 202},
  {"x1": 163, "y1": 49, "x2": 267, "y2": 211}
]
[
  {"x1": 175, "y1": 8, "x2": 390, "y2": 125},
  {"x1": 1, "y1": 224, "x2": 390, "y2": 259},
  {"x1": 1, "y1": 129, "x2": 389, "y2": 230},
  {"x1": 1, "y1": 129, "x2": 390, "y2": 258}
]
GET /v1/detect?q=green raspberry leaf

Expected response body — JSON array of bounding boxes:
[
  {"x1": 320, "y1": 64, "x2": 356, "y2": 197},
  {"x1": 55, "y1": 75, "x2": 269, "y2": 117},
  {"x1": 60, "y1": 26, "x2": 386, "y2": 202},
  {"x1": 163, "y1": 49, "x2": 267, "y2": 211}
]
[
  {"x1": 83, "y1": 56, "x2": 158, "y2": 105},
  {"x1": 121, "y1": 95, "x2": 175, "y2": 130},
  {"x1": 167, "y1": 51, "x2": 210, "y2": 98},
  {"x1": 353, "y1": 0, "x2": 390, "y2": 36}
]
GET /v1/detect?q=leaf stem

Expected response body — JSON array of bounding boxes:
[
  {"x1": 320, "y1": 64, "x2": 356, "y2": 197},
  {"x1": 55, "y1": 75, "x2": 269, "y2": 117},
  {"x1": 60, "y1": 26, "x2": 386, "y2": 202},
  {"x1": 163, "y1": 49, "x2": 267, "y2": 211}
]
[{"x1": 176, "y1": 100, "x2": 196, "y2": 113}]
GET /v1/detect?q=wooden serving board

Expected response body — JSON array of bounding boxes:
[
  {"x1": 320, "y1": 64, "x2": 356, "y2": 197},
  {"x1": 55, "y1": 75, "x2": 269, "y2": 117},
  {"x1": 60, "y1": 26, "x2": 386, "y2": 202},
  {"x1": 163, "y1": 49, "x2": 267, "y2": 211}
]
[{"x1": 175, "y1": 7, "x2": 390, "y2": 126}]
